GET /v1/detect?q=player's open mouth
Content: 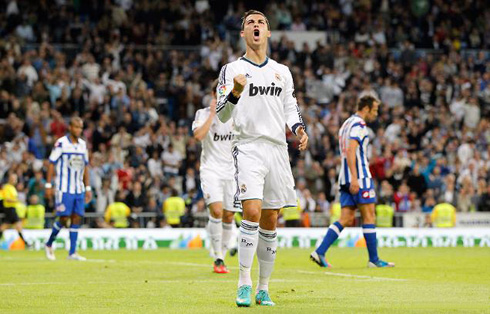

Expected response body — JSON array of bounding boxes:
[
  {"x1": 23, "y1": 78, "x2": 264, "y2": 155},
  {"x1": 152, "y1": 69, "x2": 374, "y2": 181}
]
[{"x1": 253, "y1": 29, "x2": 260, "y2": 40}]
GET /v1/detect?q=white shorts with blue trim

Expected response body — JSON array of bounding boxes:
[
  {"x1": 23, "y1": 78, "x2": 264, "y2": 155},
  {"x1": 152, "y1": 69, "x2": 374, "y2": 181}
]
[{"x1": 232, "y1": 142, "x2": 296, "y2": 209}]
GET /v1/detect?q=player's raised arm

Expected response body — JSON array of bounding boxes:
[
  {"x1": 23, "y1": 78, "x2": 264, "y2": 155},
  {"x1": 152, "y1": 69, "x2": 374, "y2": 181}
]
[
  {"x1": 283, "y1": 69, "x2": 308, "y2": 150},
  {"x1": 193, "y1": 99, "x2": 216, "y2": 141},
  {"x1": 216, "y1": 64, "x2": 244, "y2": 122}
]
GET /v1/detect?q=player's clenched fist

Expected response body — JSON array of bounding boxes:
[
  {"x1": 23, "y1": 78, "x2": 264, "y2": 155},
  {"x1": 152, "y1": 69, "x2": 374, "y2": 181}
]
[{"x1": 232, "y1": 74, "x2": 247, "y2": 97}]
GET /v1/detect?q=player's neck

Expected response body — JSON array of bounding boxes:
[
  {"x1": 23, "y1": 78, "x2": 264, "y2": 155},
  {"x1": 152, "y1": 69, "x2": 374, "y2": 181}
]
[
  {"x1": 69, "y1": 135, "x2": 79, "y2": 144},
  {"x1": 355, "y1": 111, "x2": 367, "y2": 121},
  {"x1": 244, "y1": 47, "x2": 267, "y2": 65}
]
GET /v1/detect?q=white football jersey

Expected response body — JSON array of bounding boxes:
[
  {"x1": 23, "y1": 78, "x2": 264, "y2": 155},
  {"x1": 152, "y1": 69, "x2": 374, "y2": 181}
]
[
  {"x1": 216, "y1": 56, "x2": 305, "y2": 147},
  {"x1": 192, "y1": 108, "x2": 234, "y2": 178},
  {"x1": 338, "y1": 114, "x2": 373, "y2": 188},
  {"x1": 48, "y1": 135, "x2": 89, "y2": 194}
]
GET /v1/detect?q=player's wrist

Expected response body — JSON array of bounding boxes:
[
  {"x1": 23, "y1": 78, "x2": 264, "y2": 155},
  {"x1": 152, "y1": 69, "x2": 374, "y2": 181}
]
[
  {"x1": 231, "y1": 89, "x2": 242, "y2": 98},
  {"x1": 45, "y1": 183, "x2": 52, "y2": 189},
  {"x1": 85, "y1": 186, "x2": 92, "y2": 192}
]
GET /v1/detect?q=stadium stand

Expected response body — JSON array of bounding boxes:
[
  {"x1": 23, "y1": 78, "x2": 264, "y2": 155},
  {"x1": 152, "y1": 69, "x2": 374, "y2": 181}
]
[{"x1": 0, "y1": 0, "x2": 489, "y2": 228}]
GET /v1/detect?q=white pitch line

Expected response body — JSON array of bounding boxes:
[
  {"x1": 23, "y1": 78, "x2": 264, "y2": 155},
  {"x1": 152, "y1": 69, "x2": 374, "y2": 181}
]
[
  {"x1": 298, "y1": 270, "x2": 408, "y2": 282},
  {"x1": 0, "y1": 278, "x2": 323, "y2": 287}
]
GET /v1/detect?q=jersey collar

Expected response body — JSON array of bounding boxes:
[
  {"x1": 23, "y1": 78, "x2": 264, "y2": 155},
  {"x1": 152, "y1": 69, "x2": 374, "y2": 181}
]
[{"x1": 240, "y1": 56, "x2": 269, "y2": 68}]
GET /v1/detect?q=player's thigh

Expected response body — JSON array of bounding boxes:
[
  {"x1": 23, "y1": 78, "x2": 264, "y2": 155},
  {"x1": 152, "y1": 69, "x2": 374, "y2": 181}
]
[
  {"x1": 55, "y1": 192, "x2": 75, "y2": 217},
  {"x1": 73, "y1": 193, "x2": 86, "y2": 218},
  {"x1": 233, "y1": 144, "x2": 268, "y2": 202},
  {"x1": 200, "y1": 171, "x2": 225, "y2": 207},
  {"x1": 262, "y1": 145, "x2": 296, "y2": 210}
]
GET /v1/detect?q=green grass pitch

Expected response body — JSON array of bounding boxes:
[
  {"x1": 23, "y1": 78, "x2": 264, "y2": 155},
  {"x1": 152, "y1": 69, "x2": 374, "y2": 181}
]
[{"x1": 1, "y1": 247, "x2": 489, "y2": 313}]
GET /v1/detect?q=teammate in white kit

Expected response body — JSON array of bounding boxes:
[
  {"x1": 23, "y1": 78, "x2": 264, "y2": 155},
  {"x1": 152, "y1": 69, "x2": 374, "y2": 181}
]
[
  {"x1": 45, "y1": 117, "x2": 92, "y2": 261},
  {"x1": 192, "y1": 80, "x2": 240, "y2": 274},
  {"x1": 216, "y1": 10, "x2": 308, "y2": 307},
  {"x1": 310, "y1": 93, "x2": 395, "y2": 268}
]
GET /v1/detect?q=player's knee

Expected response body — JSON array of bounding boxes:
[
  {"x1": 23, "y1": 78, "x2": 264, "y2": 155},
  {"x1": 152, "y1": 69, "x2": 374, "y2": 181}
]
[
  {"x1": 208, "y1": 204, "x2": 223, "y2": 219},
  {"x1": 243, "y1": 208, "x2": 260, "y2": 222},
  {"x1": 339, "y1": 215, "x2": 355, "y2": 227},
  {"x1": 222, "y1": 211, "x2": 234, "y2": 223}
]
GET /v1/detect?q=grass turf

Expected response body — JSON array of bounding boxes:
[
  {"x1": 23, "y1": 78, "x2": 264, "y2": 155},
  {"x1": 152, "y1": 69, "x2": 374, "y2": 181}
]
[{"x1": 0, "y1": 247, "x2": 489, "y2": 313}]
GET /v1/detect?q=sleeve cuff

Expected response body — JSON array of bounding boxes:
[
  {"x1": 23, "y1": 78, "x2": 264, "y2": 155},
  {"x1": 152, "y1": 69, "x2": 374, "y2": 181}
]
[
  {"x1": 49, "y1": 159, "x2": 57, "y2": 164},
  {"x1": 227, "y1": 92, "x2": 240, "y2": 105},
  {"x1": 291, "y1": 123, "x2": 303, "y2": 135}
]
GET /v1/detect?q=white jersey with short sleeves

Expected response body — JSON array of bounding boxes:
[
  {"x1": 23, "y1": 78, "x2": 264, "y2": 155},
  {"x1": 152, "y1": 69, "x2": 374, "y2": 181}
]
[
  {"x1": 192, "y1": 108, "x2": 234, "y2": 178},
  {"x1": 216, "y1": 56, "x2": 305, "y2": 147},
  {"x1": 49, "y1": 135, "x2": 89, "y2": 194},
  {"x1": 338, "y1": 114, "x2": 373, "y2": 189}
]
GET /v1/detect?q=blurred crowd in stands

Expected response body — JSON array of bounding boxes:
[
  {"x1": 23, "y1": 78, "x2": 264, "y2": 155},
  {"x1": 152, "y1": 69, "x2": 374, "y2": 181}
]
[{"x1": 0, "y1": 0, "x2": 489, "y2": 228}]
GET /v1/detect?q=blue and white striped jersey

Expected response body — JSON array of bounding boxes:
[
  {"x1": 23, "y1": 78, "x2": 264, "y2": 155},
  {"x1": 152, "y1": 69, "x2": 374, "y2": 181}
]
[
  {"x1": 49, "y1": 135, "x2": 89, "y2": 195},
  {"x1": 338, "y1": 114, "x2": 373, "y2": 189}
]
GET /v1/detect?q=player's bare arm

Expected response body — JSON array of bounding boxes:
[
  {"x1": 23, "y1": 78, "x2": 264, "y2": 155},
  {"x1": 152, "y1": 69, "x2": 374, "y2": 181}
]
[
  {"x1": 45, "y1": 162, "x2": 55, "y2": 199},
  {"x1": 347, "y1": 139, "x2": 360, "y2": 194},
  {"x1": 84, "y1": 165, "x2": 92, "y2": 203}
]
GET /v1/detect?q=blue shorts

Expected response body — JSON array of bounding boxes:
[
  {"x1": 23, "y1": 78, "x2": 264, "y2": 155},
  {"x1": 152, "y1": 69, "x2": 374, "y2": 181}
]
[
  {"x1": 340, "y1": 181, "x2": 377, "y2": 208},
  {"x1": 55, "y1": 192, "x2": 85, "y2": 217}
]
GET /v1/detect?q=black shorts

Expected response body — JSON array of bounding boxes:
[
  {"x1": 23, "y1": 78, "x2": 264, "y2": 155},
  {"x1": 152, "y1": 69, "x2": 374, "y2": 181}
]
[{"x1": 2, "y1": 207, "x2": 20, "y2": 224}]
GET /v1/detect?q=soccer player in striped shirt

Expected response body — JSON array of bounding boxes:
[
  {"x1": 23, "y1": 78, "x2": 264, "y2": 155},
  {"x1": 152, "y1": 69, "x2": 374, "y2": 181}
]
[
  {"x1": 310, "y1": 93, "x2": 395, "y2": 268},
  {"x1": 44, "y1": 117, "x2": 92, "y2": 261}
]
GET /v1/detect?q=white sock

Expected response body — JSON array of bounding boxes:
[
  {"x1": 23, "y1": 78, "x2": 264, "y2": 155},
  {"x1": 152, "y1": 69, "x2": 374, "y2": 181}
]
[
  {"x1": 238, "y1": 220, "x2": 259, "y2": 287},
  {"x1": 256, "y1": 227, "x2": 278, "y2": 292},
  {"x1": 222, "y1": 222, "x2": 234, "y2": 259},
  {"x1": 208, "y1": 215, "x2": 223, "y2": 260}
]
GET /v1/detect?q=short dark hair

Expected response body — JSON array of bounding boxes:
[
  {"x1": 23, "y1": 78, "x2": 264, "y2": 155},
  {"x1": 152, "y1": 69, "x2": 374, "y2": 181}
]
[
  {"x1": 241, "y1": 10, "x2": 270, "y2": 31},
  {"x1": 357, "y1": 95, "x2": 379, "y2": 111}
]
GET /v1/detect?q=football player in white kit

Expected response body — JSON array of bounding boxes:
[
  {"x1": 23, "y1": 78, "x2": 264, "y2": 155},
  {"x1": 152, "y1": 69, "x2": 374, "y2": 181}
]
[
  {"x1": 216, "y1": 10, "x2": 308, "y2": 307},
  {"x1": 192, "y1": 80, "x2": 239, "y2": 274}
]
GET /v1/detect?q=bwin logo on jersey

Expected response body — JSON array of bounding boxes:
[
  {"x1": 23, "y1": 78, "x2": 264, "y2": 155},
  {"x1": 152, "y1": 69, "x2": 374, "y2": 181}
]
[
  {"x1": 213, "y1": 132, "x2": 234, "y2": 141},
  {"x1": 249, "y1": 83, "x2": 282, "y2": 97}
]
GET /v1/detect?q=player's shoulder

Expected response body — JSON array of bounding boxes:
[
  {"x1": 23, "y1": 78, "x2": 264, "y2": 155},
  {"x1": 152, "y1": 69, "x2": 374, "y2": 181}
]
[
  {"x1": 54, "y1": 135, "x2": 68, "y2": 147},
  {"x1": 78, "y1": 138, "x2": 88, "y2": 147},
  {"x1": 194, "y1": 107, "x2": 210, "y2": 119},
  {"x1": 221, "y1": 58, "x2": 241, "y2": 72},
  {"x1": 267, "y1": 58, "x2": 291, "y2": 74}
]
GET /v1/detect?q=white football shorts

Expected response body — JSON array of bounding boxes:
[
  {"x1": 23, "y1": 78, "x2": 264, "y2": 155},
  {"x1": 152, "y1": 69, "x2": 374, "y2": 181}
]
[
  {"x1": 232, "y1": 142, "x2": 296, "y2": 209},
  {"x1": 200, "y1": 170, "x2": 241, "y2": 212}
]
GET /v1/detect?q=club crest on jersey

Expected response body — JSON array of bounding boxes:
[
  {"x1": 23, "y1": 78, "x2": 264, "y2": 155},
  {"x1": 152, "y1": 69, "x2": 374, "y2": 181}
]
[
  {"x1": 218, "y1": 85, "x2": 226, "y2": 96},
  {"x1": 240, "y1": 184, "x2": 247, "y2": 194},
  {"x1": 275, "y1": 73, "x2": 281, "y2": 81},
  {"x1": 249, "y1": 82, "x2": 282, "y2": 97},
  {"x1": 68, "y1": 155, "x2": 85, "y2": 170}
]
